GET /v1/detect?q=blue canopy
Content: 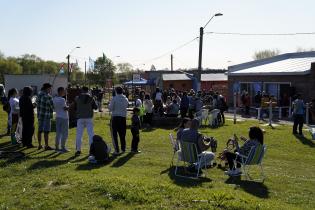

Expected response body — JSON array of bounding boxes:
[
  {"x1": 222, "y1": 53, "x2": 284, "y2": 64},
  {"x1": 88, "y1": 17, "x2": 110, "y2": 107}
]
[{"x1": 123, "y1": 78, "x2": 154, "y2": 86}]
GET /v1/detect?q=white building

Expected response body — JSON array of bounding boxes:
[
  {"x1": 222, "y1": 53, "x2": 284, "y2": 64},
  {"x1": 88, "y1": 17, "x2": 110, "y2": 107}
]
[{"x1": 4, "y1": 74, "x2": 67, "y2": 96}]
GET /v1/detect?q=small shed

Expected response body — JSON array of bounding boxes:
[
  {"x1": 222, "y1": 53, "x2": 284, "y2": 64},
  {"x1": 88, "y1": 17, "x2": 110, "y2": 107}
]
[
  {"x1": 201, "y1": 73, "x2": 228, "y2": 97},
  {"x1": 162, "y1": 73, "x2": 193, "y2": 91}
]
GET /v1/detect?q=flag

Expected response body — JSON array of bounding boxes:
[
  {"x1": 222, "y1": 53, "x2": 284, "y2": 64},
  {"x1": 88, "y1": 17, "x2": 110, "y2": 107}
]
[
  {"x1": 89, "y1": 57, "x2": 95, "y2": 71},
  {"x1": 59, "y1": 63, "x2": 65, "y2": 74}
]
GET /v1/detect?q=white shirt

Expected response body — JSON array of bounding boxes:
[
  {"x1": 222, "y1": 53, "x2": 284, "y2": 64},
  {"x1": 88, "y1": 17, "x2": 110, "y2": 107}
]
[
  {"x1": 109, "y1": 94, "x2": 129, "y2": 117},
  {"x1": 135, "y1": 99, "x2": 142, "y2": 108},
  {"x1": 144, "y1": 99, "x2": 154, "y2": 113},
  {"x1": 155, "y1": 92, "x2": 162, "y2": 101},
  {"x1": 9, "y1": 97, "x2": 19, "y2": 115},
  {"x1": 53, "y1": 96, "x2": 68, "y2": 119}
]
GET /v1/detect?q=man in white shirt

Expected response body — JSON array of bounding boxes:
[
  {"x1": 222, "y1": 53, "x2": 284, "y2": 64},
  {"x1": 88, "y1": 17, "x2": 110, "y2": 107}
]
[
  {"x1": 109, "y1": 86, "x2": 129, "y2": 155},
  {"x1": 53, "y1": 87, "x2": 69, "y2": 153}
]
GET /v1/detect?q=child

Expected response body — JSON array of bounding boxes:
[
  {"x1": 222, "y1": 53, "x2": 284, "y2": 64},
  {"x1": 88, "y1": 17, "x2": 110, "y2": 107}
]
[
  {"x1": 88, "y1": 135, "x2": 111, "y2": 164},
  {"x1": 8, "y1": 88, "x2": 19, "y2": 144},
  {"x1": 53, "y1": 87, "x2": 69, "y2": 153},
  {"x1": 131, "y1": 107, "x2": 141, "y2": 153}
]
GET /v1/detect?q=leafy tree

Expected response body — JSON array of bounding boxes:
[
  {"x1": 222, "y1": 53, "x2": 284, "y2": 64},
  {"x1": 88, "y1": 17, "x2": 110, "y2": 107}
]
[
  {"x1": 87, "y1": 54, "x2": 116, "y2": 86},
  {"x1": 115, "y1": 63, "x2": 134, "y2": 83},
  {"x1": 253, "y1": 49, "x2": 280, "y2": 60},
  {"x1": 0, "y1": 59, "x2": 22, "y2": 83}
]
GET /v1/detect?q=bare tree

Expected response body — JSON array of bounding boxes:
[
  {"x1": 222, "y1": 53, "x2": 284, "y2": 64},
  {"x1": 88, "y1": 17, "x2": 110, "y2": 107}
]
[{"x1": 253, "y1": 49, "x2": 280, "y2": 60}]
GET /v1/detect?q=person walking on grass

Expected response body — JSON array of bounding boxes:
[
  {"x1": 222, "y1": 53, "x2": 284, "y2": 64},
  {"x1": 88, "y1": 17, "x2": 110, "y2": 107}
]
[
  {"x1": 73, "y1": 86, "x2": 98, "y2": 156},
  {"x1": 109, "y1": 86, "x2": 129, "y2": 155},
  {"x1": 19, "y1": 86, "x2": 35, "y2": 148},
  {"x1": 36, "y1": 83, "x2": 54, "y2": 150},
  {"x1": 53, "y1": 87, "x2": 69, "y2": 153},
  {"x1": 292, "y1": 94, "x2": 305, "y2": 136},
  {"x1": 131, "y1": 107, "x2": 141, "y2": 153}
]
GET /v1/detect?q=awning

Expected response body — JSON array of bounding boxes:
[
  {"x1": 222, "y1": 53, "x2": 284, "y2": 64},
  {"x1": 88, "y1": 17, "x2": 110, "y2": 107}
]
[{"x1": 123, "y1": 78, "x2": 155, "y2": 86}]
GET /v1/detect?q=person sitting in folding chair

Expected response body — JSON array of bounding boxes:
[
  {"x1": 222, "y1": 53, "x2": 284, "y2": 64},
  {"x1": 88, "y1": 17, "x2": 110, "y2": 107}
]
[
  {"x1": 181, "y1": 119, "x2": 215, "y2": 172},
  {"x1": 224, "y1": 126, "x2": 264, "y2": 176}
]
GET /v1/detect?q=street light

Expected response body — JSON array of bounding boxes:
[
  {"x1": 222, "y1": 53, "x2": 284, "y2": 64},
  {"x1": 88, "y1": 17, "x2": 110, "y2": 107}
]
[
  {"x1": 67, "y1": 46, "x2": 81, "y2": 83},
  {"x1": 197, "y1": 13, "x2": 223, "y2": 90}
]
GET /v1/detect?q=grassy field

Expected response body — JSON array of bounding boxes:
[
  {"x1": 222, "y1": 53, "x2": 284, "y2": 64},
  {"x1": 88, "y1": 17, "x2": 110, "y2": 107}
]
[{"x1": 0, "y1": 109, "x2": 315, "y2": 210}]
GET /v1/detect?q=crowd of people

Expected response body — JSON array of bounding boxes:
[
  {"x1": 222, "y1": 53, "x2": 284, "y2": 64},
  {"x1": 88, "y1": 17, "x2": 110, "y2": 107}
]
[
  {"x1": 2, "y1": 82, "x2": 313, "y2": 176},
  {"x1": 132, "y1": 87, "x2": 228, "y2": 127}
]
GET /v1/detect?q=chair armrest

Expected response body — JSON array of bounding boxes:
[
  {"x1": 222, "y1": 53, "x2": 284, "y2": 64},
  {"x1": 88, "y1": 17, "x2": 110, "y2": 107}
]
[{"x1": 235, "y1": 152, "x2": 247, "y2": 158}]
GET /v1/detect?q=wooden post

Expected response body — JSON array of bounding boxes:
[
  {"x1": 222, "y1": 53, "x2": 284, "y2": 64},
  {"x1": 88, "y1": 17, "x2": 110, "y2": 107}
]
[
  {"x1": 306, "y1": 103, "x2": 310, "y2": 125},
  {"x1": 233, "y1": 92, "x2": 237, "y2": 124},
  {"x1": 269, "y1": 101, "x2": 273, "y2": 126}
]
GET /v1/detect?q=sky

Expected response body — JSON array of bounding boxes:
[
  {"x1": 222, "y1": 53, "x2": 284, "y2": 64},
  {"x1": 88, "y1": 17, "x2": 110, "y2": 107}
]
[{"x1": 1, "y1": 0, "x2": 315, "y2": 71}]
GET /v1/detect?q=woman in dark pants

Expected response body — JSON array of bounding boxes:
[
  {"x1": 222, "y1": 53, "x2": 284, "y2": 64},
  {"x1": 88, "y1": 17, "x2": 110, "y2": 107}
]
[{"x1": 19, "y1": 86, "x2": 35, "y2": 148}]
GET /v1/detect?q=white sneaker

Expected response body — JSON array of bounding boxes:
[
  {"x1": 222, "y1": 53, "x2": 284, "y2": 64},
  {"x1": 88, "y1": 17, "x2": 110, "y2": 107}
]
[
  {"x1": 225, "y1": 169, "x2": 242, "y2": 176},
  {"x1": 224, "y1": 169, "x2": 234, "y2": 175}
]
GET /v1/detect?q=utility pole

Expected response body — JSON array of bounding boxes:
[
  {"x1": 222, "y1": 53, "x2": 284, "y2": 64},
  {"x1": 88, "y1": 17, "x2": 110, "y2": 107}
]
[
  {"x1": 171, "y1": 54, "x2": 173, "y2": 71},
  {"x1": 197, "y1": 13, "x2": 222, "y2": 91},
  {"x1": 84, "y1": 61, "x2": 87, "y2": 86},
  {"x1": 197, "y1": 27, "x2": 204, "y2": 89},
  {"x1": 67, "y1": 54, "x2": 70, "y2": 83}
]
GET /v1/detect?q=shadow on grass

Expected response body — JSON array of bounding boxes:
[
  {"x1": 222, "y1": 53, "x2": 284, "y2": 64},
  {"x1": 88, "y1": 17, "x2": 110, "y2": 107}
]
[
  {"x1": 76, "y1": 156, "x2": 117, "y2": 171},
  {"x1": 28, "y1": 155, "x2": 77, "y2": 170},
  {"x1": 294, "y1": 134, "x2": 315, "y2": 148},
  {"x1": 161, "y1": 166, "x2": 212, "y2": 187},
  {"x1": 111, "y1": 152, "x2": 135, "y2": 168},
  {"x1": 225, "y1": 176, "x2": 269, "y2": 198},
  {"x1": 0, "y1": 133, "x2": 9, "y2": 139},
  {"x1": 141, "y1": 127, "x2": 156, "y2": 132}
]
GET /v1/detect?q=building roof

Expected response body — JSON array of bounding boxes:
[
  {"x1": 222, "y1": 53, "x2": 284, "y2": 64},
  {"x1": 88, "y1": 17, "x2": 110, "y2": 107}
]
[
  {"x1": 201, "y1": 73, "x2": 227, "y2": 81},
  {"x1": 228, "y1": 51, "x2": 315, "y2": 76},
  {"x1": 162, "y1": 73, "x2": 192, "y2": 81}
]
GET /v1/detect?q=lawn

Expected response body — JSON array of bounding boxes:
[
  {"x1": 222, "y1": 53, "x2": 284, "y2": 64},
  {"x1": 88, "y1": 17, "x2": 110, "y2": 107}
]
[{"x1": 0, "y1": 109, "x2": 315, "y2": 210}]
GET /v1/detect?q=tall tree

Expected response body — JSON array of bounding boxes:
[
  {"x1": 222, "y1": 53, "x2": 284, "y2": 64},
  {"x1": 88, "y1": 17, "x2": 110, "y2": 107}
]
[
  {"x1": 253, "y1": 49, "x2": 280, "y2": 60},
  {"x1": 115, "y1": 63, "x2": 134, "y2": 83},
  {"x1": 87, "y1": 54, "x2": 116, "y2": 86}
]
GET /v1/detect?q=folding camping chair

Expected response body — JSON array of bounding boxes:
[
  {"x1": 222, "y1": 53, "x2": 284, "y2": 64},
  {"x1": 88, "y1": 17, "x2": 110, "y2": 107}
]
[
  {"x1": 169, "y1": 133, "x2": 180, "y2": 165},
  {"x1": 309, "y1": 127, "x2": 315, "y2": 140},
  {"x1": 175, "y1": 141, "x2": 209, "y2": 179},
  {"x1": 235, "y1": 144, "x2": 267, "y2": 181},
  {"x1": 196, "y1": 109, "x2": 209, "y2": 126},
  {"x1": 208, "y1": 109, "x2": 220, "y2": 127}
]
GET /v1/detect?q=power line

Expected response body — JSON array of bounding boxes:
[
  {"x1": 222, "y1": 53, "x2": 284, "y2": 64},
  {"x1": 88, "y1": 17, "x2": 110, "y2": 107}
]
[
  {"x1": 205, "y1": 31, "x2": 315, "y2": 36},
  {"x1": 134, "y1": 37, "x2": 199, "y2": 65}
]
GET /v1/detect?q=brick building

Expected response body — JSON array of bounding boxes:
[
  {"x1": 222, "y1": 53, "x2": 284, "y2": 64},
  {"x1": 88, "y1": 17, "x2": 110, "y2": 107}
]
[{"x1": 227, "y1": 51, "x2": 315, "y2": 106}]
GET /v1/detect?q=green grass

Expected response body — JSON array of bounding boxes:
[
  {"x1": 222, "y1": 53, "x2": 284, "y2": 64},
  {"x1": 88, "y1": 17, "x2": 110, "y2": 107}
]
[{"x1": 0, "y1": 110, "x2": 315, "y2": 210}]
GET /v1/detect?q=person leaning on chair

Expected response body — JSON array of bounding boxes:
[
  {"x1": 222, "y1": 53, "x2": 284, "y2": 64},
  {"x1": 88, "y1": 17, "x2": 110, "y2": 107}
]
[
  {"x1": 224, "y1": 126, "x2": 264, "y2": 176},
  {"x1": 180, "y1": 119, "x2": 215, "y2": 170}
]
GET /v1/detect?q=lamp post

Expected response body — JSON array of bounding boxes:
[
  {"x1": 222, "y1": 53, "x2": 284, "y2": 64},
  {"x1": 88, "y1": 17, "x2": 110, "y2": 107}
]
[
  {"x1": 197, "y1": 13, "x2": 223, "y2": 90},
  {"x1": 67, "y1": 46, "x2": 80, "y2": 83}
]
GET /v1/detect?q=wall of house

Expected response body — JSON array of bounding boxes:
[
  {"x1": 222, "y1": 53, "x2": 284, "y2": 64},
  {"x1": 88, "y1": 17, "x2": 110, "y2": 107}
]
[
  {"x1": 163, "y1": 80, "x2": 193, "y2": 91},
  {"x1": 227, "y1": 69, "x2": 315, "y2": 106}
]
